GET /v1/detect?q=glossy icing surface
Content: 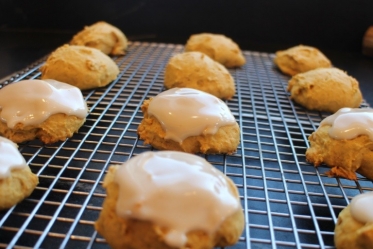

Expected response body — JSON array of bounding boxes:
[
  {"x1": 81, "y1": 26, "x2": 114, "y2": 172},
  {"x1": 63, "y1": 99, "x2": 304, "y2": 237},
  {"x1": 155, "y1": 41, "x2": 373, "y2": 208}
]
[
  {"x1": 350, "y1": 191, "x2": 373, "y2": 223},
  {"x1": 148, "y1": 88, "x2": 236, "y2": 143},
  {"x1": 0, "y1": 137, "x2": 27, "y2": 179},
  {"x1": 114, "y1": 151, "x2": 240, "y2": 248},
  {"x1": 0, "y1": 79, "x2": 88, "y2": 128},
  {"x1": 321, "y1": 108, "x2": 373, "y2": 140}
]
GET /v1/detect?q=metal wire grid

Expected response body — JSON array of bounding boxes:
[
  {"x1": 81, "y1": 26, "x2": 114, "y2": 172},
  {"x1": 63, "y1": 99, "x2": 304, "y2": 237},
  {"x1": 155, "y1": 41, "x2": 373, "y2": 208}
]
[{"x1": 0, "y1": 42, "x2": 372, "y2": 249}]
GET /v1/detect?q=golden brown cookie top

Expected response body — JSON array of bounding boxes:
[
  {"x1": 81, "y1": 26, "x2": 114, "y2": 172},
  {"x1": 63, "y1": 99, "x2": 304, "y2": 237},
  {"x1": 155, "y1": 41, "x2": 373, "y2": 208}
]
[
  {"x1": 112, "y1": 151, "x2": 241, "y2": 248},
  {"x1": 168, "y1": 51, "x2": 228, "y2": 71},
  {"x1": 71, "y1": 21, "x2": 128, "y2": 55},
  {"x1": 274, "y1": 45, "x2": 331, "y2": 76},
  {"x1": 164, "y1": 52, "x2": 235, "y2": 99},
  {"x1": 287, "y1": 67, "x2": 362, "y2": 112},
  {"x1": 288, "y1": 67, "x2": 360, "y2": 94},
  {"x1": 40, "y1": 44, "x2": 119, "y2": 90},
  {"x1": 185, "y1": 33, "x2": 246, "y2": 68}
]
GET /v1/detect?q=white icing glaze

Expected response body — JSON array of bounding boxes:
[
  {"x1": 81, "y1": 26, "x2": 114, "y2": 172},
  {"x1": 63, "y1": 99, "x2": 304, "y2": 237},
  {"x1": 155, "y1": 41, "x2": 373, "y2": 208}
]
[
  {"x1": 114, "y1": 151, "x2": 240, "y2": 248},
  {"x1": 350, "y1": 191, "x2": 373, "y2": 223},
  {"x1": 0, "y1": 79, "x2": 88, "y2": 128},
  {"x1": 0, "y1": 137, "x2": 27, "y2": 179},
  {"x1": 320, "y1": 108, "x2": 373, "y2": 140},
  {"x1": 147, "y1": 88, "x2": 236, "y2": 143}
]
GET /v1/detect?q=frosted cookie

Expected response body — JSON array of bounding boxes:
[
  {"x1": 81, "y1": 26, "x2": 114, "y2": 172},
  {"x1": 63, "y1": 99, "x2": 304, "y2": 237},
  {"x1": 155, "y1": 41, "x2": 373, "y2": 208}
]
[
  {"x1": 306, "y1": 108, "x2": 373, "y2": 180},
  {"x1": 334, "y1": 192, "x2": 373, "y2": 249},
  {"x1": 185, "y1": 33, "x2": 245, "y2": 68},
  {"x1": 70, "y1": 21, "x2": 128, "y2": 55},
  {"x1": 287, "y1": 68, "x2": 362, "y2": 113},
  {"x1": 274, "y1": 45, "x2": 331, "y2": 76},
  {"x1": 0, "y1": 79, "x2": 88, "y2": 144},
  {"x1": 0, "y1": 137, "x2": 38, "y2": 210},
  {"x1": 40, "y1": 44, "x2": 119, "y2": 90},
  {"x1": 95, "y1": 151, "x2": 244, "y2": 249},
  {"x1": 164, "y1": 52, "x2": 235, "y2": 99},
  {"x1": 137, "y1": 88, "x2": 240, "y2": 154}
]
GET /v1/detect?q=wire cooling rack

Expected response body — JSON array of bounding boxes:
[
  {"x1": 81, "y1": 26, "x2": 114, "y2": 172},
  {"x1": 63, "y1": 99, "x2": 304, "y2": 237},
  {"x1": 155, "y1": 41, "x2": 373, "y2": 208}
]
[{"x1": 0, "y1": 42, "x2": 372, "y2": 249}]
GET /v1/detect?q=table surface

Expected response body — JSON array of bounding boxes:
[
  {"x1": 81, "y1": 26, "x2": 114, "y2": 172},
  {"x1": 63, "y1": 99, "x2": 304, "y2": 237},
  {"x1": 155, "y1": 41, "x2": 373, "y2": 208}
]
[{"x1": 1, "y1": 30, "x2": 372, "y2": 106}]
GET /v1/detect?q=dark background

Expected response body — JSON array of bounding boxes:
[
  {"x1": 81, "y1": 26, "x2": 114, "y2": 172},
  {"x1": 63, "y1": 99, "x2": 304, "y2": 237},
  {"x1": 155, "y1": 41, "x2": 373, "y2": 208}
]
[
  {"x1": 0, "y1": 0, "x2": 372, "y2": 103},
  {"x1": 1, "y1": 0, "x2": 373, "y2": 51}
]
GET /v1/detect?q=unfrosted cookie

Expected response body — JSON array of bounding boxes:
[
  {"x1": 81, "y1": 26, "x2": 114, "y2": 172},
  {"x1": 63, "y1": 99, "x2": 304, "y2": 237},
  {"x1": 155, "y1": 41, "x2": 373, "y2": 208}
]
[
  {"x1": 274, "y1": 45, "x2": 331, "y2": 76},
  {"x1": 334, "y1": 192, "x2": 373, "y2": 249},
  {"x1": 185, "y1": 33, "x2": 245, "y2": 68},
  {"x1": 164, "y1": 52, "x2": 235, "y2": 99},
  {"x1": 0, "y1": 79, "x2": 88, "y2": 144},
  {"x1": 95, "y1": 151, "x2": 244, "y2": 249},
  {"x1": 40, "y1": 44, "x2": 119, "y2": 90},
  {"x1": 137, "y1": 88, "x2": 240, "y2": 154},
  {"x1": 306, "y1": 108, "x2": 373, "y2": 180},
  {"x1": 70, "y1": 21, "x2": 128, "y2": 55},
  {"x1": 0, "y1": 137, "x2": 38, "y2": 210},
  {"x1": 287, "y1": 68, "x2": 362, "y2": 113}
]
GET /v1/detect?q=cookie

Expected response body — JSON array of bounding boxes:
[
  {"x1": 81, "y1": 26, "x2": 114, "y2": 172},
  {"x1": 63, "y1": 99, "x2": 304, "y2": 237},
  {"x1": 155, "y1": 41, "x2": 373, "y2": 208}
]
[
  {"x1": 40, "y1": 44, "x2": 119, "y2": 90},
  {"x1": 306, "y1": 108, "x2": 373, "y2": 180},
  {"x1": 70, "y1": 21, "x2": 128, "y2": 55},
  {"x1": 95, "y1": 151, "x2": 244, "y2": 249},
  {"x1": 287, "y1": 68, "x2": 362, "y2": 113},
  {"x1": 0, "y1": 79, "x2": 88, "y2": 144},
  {"x1": 137, "y1": 88, "x2": 240, "y2": 154},
  {"x1": 185, "y1": 33, "x2": 245, "y2": 68},
  {"x1": 274, "y1": 45, "x2": 331, "y2": 76},
  {"x1": 334, "y1": 192, "x2": 373, "y2": 249},
  {"x1": 0, "y1": 137, "x2": 38, "y2": 210},
  {"x1": 164, "y1": 52, "x2": 235, "y2": 99}
]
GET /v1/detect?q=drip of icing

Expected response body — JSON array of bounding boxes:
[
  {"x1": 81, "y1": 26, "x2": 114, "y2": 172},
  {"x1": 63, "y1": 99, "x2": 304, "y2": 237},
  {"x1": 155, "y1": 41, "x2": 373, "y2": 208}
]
[
  {"x1": 0, "y1": 137, "x2": 27, "y2": 179},
  {"x1": 0, "y1": 79, "x2": 88, "y2": 128},
  {"x1": 350, "y1": 192, "x2": 373, "y2": 223},
  {"x1": 114, "y1": 151, "x2": 240, "y2": 248},
  {"x1": 320, "y1": 108, "x2": 373, "y2": 140},
  {"x1": 147, "y1": 88, "x2": 236, "y2": 143}
]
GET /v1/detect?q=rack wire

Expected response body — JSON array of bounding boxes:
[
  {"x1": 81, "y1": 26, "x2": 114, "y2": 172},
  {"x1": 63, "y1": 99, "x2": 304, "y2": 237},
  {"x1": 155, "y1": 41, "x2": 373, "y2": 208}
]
[{"x1": 0, "y1": 42, "x2": 372, "y2": 249}]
